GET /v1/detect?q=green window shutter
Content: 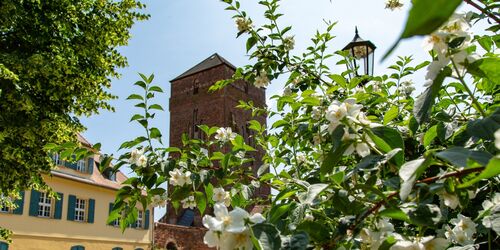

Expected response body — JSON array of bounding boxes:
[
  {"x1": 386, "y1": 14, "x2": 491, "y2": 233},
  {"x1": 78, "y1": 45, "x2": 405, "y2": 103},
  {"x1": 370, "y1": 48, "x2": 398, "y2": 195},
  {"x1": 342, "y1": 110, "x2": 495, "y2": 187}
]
[
  {"x1": 108, "y1": 203, "x2": 114, "y2": 226},
  {"x1": 87, "y1": 157, "x2": 94, "y2": 175},
  {"x1": 54, "y1": 192, "x2": 63, "y2": 219},
  {"x1": 87, "y1": 199, "x2": 95, "y2": 223},
  {"x1": 67, "y1": 195, "x2": 76, "y2": 221},
  {"x1": 70, "y1": 246, "x2": 85, "y2": 250},
  {"x1": 29, "y1": 190, "x2": 40, "y2": 217},
  {"x1": 13, "y1": 191, "x2": 25, "y2": 215},
  {"x1": 0, "y1": 242, "x2": 8, "y2": 250},
  {"x1": 144, "y1": 209, "x2": 150, "y2": 230}
]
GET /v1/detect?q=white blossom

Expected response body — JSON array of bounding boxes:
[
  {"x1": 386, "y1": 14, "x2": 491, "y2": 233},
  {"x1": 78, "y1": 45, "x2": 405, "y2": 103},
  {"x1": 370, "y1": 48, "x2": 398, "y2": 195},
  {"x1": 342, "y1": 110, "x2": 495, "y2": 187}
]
[
  {"x1": 296, "y1": 152, "x2": 307, "y2": 164},
  {"x1": 400, "y1": 80, "x2": 415, "y2": 96},
  {"x1": 212, "y1": 187, "x2": 231, "y2": 207},
  {"x1": 181, "y1": 195, "x2": 196, "y2": 209},
  {"x1": 136, "y1": 155, "x2": 147, "y2": 168},
  {"x1": 215, "y1": 127, "x2": 237, "y2": 143},
  {"x1": 254, "y1": 70, "x2": 269, "y2": 88},
  {"x1": 358, "y1": 218, "x2": 395, "y2": 250},
  {"x1": 151, "y1": 193, "x2": 168, "y2": 208},
  {"x1": 311, "y1": 107, "x2": 322, "y2": 120},
  {"x1": 235, "y1": 17, "x2": 252, "y2": 32},
  {"x1": 251, "y1": 180, "x2": 261, "y2": 188},
  {"x1": 385, "y1": 0, "x2": 403, "y2": 11},
  {"x1": 439, "y1": 191, "x2": 460, "y2": 209},
  {"x1": 169, "y1": 168, "x2": 192, "y2": 187},
  {"x1": 283, "y1": 86, "x2": 293, "y2": 96},
  {"x1": 130, "y1": 148, "x2": 147, "y2": 167},
  {"x1": 283, "y1": 36, "x2": 295, "y2": 51},
  {"x1": 235, "y1": 151, "x2": 245, "y2": 159},
  {"x1": 495, "y1": 129, "x2": 500, "y2": 150},
  {"x1": 445, "y1": 214, "x2": 477, "y2": 246},
  {"x1": 304, "y1": 213, "x2": 314, "y2": 221},
  {"x1": 202, "y1": 204, "x2": 265, "y2": 250},
  {"x1": 200, "y1": 169, "x2": 209, "y2": 182}
]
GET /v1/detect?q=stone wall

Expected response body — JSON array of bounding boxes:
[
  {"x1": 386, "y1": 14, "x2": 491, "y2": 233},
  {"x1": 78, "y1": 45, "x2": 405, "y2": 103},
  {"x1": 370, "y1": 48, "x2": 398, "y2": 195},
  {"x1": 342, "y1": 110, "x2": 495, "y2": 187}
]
[{"x1": 154, "y1": 223, "x2": 214, "y2": 250}]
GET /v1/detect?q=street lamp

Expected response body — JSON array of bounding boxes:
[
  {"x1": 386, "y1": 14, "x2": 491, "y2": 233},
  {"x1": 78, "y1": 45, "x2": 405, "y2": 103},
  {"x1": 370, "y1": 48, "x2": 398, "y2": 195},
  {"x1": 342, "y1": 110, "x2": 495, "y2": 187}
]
[{"x1": 342, "y1": 27, "x2": 376, "y2": 78}]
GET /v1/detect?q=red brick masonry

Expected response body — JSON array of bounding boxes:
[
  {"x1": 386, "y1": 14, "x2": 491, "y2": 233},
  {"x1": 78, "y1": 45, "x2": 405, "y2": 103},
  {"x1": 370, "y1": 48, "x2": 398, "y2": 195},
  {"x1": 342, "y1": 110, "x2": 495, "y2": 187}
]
[{"x1": 154, "y1": 222, "x2": 215, "y2": 250}]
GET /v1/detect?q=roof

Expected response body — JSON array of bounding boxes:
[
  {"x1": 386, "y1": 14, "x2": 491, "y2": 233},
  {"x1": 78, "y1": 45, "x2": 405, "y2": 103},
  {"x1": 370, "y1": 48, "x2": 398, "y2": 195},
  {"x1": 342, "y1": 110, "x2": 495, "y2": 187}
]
[
  {"x1": 171, "y1": 53, "x2": 236, "y2": 81},
  {"x1": 51, "y1": 134, "x2": 130, "y2": 191}
]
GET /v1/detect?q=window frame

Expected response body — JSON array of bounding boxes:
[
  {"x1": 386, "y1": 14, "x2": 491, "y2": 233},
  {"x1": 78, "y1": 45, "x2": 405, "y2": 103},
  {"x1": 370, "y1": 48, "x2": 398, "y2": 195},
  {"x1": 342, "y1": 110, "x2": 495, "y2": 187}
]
[
  {"x1": 76, "y1": 159, "x2": 87, "y2": 172},
  {"x1": 134, "y1": 210, "x2": 144, "y2": 228},
  {"x1": 38, "y1": 192, "x2": 52, "y2": 218},
  {"x1": 74, "y1": 198, "x2": 87, "y2": 222},
  {"x1": 0, "y1": 205, "x2": 9, "y2": 213}
]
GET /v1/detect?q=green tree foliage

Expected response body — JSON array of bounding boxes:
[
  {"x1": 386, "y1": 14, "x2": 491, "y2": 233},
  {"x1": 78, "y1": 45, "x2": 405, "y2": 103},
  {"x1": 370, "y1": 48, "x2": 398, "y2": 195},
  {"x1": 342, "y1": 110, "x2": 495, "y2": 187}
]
[{"x1": 0, "y1": 0, "x2": 147, "y2": 202}]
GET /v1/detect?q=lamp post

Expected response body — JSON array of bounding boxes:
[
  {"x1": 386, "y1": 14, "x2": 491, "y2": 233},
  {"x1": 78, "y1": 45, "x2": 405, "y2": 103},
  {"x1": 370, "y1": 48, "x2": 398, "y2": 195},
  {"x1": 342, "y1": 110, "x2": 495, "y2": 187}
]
[{"x1": 342, "y1": 27, "x2": 376, "y2": 79}]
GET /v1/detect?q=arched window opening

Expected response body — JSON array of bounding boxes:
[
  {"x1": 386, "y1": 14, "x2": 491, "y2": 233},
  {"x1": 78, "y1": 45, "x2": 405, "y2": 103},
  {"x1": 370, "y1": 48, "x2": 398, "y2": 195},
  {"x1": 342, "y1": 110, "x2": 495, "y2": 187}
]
[
  {"x1": 166, "y1": 242, "x2": 177, "y2": 250},
  {"x1": 193, "y1": 79, "x2": 199, "y2": 94}
]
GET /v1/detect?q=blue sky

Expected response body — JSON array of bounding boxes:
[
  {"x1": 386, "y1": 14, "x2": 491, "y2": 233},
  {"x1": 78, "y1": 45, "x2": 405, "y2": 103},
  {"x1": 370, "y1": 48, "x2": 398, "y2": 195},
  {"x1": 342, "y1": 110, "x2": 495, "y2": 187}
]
[{"x1": 79, "y1": 0, "x2": 468, "y2": 220}]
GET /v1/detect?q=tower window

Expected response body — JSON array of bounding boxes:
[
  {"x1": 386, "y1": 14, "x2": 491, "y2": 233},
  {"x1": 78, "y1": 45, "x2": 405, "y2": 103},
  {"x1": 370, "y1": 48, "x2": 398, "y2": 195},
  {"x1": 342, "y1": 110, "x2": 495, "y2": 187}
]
[{"x1": 193, "y1": 79, "x2": 199, "y2": 94}]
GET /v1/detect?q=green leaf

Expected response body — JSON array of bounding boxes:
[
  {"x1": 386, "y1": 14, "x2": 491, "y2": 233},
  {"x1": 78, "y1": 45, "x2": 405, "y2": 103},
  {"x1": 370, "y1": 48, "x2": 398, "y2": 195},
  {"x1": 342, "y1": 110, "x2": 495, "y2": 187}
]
[
  {"x1": 328, "y1": 74, "x2": 347, "y2": 88},
  {"x1": 331, "y1": 171, "x2": 344, "y2": 185},
  {"x1": 466, "y1": 109, "x2": 500, "y2": 140},
  {"x1": 195, "y1": 191, "x2": 206, "y2": 215},
  {"x1": 320, "y1": 125, "x2": 349, "y2": 176},
  {"x1": 246, "y1": 36, "x2": 258, "y2": 52},
  {"x1": 369, "y1": 126, "x2": 405, "y2": 166},
  {"x1": 281, "y1": 232, "x2": 309, "y2": 250},
  {"x1": 435, "y1": 147, "x2": 493, "y2": 168},
  {"x1": 378, "y1": 236, "x2": 397, "y2": 250},
  {"x1": 134, "y1": 80, "x2": 147, "y2": 89},
  {"x1": 458, "y1": 157, "x2": 500, "y2": 188},
  {"x1": 408, "y1": 204, "x2": 442, "y2": 226},
  {"x1": 413, "y1": 66, "x2": 452, "y2": 124},
  {"x1": 467, "y1": 57, "x2": 500, "y2": 83},
  {"x1": 296, "y1": 221, "x2": 330, "y2": 243},
  {"x1": 423, "y1": 125, "x2": 438, "y2": 147},
  {"x1": 148, "y1": 85, "x2": 163, "y2": 93},
  {"x1": 149, "y1": 104, "x2": 164, "y2": 111},
  {"x1": 383, "y1": 106, "x2": 399, "y2": 125},
  {"x1": 379, "y1": 208, "x2": 410, "y2": 222},
  {"x1": 130, "y1": 114, "x2": 144, "y2": 122},
  {"x1": 127, "y1": 94, "x2": 144, "y2": 101},
  {"x1": 248, "y1": 120, "x2": 262, "y2": 132},
  {"x1": 298, "y1": 183, "x2": 328, "y2": 205},
  {"x1": 150, "y1": 128, "x2": 162, "y2": 139},
  {"x1": 383, "y1": 0, "x2": 462, "y2": 59},
  {"x1": 269, "y1": 203, "x2": 293, "y2": 223},
  {"x1": 399, "y1": 158, "x2": 431, "y2": 200},
  {"x1": 252, "y1": 223, "x2": 282, "y2": 250}
]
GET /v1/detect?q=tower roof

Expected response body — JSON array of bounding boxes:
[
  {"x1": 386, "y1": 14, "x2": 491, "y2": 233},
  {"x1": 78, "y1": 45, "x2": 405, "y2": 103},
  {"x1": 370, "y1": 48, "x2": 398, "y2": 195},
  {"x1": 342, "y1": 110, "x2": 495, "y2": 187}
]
[{"x1": 171, "y1": 53, "x2": 236, "y2": 81}]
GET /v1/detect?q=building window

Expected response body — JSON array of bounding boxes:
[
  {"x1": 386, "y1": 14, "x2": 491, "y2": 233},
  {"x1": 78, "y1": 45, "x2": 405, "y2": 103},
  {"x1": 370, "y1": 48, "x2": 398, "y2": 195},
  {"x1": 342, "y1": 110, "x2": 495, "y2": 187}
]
[
  {"x1": 0, "y1": 206, "x2": 8, "y2": 213},
  {"x1": 74, "y1": 198, "x2": 86, "y2": 222},
  {"x1": 70, "y1": 246, "x2": 85, "y2": 250},
  {"x1": 112, "y1": 247, "x2": 123, "y2": 250},
  {"x1": 38, "y1": 192, "x2": 52, "y2": 217},
  {"x1": 193, "y1": 79, "x2": 199, "y2": 94},
  {"x1": 76, "y1": 159, "x2": 87, "y2": 172},
  {"x1": 135, "y1": 210, "x2": 143, "y2": 228},
  {"x1": 52, "y1": 153, "x2": 63, "y2": 166}
]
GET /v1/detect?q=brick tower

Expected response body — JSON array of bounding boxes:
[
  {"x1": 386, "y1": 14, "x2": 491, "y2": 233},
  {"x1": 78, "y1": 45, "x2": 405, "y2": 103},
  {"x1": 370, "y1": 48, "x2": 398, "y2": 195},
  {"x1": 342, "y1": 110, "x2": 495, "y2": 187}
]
[{"x1": 162, "y1": 53, "x2": 268, "y2": 226}]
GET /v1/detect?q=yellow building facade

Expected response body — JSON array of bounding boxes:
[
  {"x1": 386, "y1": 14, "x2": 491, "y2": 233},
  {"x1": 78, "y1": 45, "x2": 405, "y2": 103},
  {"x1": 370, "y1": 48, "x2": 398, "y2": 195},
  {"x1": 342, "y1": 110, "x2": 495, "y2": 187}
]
[{"x1": 0, "y1": 136, "x2": 152, "y2": 250}]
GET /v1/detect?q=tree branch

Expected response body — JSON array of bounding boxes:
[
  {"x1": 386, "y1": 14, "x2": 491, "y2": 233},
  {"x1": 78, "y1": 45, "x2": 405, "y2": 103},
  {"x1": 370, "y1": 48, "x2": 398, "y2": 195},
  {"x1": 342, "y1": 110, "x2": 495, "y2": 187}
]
[{"x1": 464, "y1": 0, "x2": 500, "y2": 24}]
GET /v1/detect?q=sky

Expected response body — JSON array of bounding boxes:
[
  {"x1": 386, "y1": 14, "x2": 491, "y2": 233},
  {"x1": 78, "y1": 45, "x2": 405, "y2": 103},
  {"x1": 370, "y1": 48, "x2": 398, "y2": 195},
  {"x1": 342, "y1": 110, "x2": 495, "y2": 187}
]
[{"x1": 79, "y1": 0, "x2": 470, "y2": 221}]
